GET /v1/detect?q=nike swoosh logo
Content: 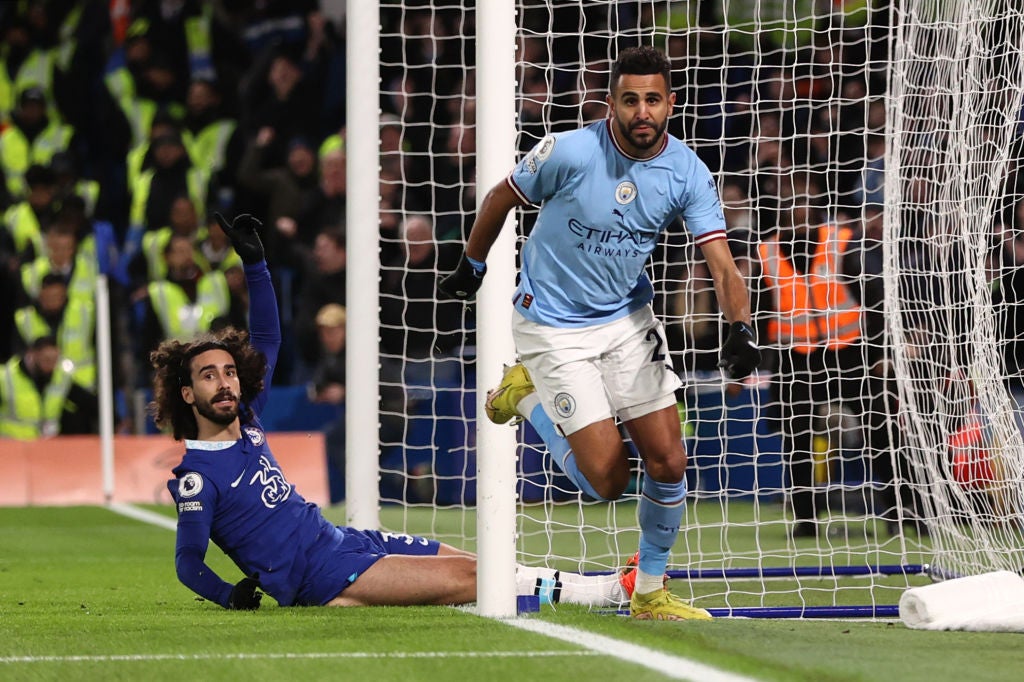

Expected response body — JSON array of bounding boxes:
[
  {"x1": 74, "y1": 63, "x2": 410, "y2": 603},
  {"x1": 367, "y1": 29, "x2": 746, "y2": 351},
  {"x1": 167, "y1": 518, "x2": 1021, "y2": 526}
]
[{"x1": 230, "y1": 469, "x2": 247, "y2": 488}]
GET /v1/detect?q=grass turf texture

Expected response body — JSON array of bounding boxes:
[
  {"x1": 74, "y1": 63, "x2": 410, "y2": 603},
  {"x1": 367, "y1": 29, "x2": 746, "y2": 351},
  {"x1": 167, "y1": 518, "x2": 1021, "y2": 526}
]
[{"x1": 1, "y1": 505, "x2": 1018, "y2": 682}]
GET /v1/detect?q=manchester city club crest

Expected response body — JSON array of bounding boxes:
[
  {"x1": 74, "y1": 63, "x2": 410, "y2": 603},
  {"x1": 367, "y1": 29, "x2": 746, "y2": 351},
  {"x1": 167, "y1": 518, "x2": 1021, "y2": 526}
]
[
  {"x1": 615, "y1": 181, "x2": 637, "y2": 205},
  {"x1": 553, "y1": 392, "x2": 577, "y2": 418}
]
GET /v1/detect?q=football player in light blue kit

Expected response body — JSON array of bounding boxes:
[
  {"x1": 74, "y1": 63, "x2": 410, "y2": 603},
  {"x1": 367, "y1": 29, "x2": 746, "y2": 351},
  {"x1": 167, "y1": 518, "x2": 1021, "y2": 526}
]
[
  {"x1": 441, "y1": 46, "x2": 761, "y2": 620},
  {"x1": 157, "y1": 213, "x2": 632, "y2": 611}
]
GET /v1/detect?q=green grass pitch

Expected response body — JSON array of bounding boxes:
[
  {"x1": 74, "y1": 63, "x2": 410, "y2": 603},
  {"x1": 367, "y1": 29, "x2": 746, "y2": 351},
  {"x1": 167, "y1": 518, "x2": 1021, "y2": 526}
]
[{"x1": 1, "y1": 504, "x2": 1020, "y2": 682}]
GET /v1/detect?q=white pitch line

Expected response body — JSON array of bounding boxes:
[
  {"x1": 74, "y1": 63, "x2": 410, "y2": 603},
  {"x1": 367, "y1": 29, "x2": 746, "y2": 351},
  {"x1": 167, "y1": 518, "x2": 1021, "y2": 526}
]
[
  {"x1": 107, "y1": 502, "x2": 176, "y2": 531},
  {"x1": 505, "y1": 618, "x2": 759, "y2": 682},
  {"x1": 1, "y1": 651, "x2": 598, "y2": 664},
  {"x1": 107, "y1": 504, "x2": 759, "y2": 681}
]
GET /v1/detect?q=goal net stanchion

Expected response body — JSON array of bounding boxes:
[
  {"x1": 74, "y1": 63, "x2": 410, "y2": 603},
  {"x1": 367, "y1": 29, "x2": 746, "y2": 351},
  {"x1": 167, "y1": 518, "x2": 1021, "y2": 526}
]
[{"x1": 354, "y1": 1, "x2": 1024, "y2": 619}]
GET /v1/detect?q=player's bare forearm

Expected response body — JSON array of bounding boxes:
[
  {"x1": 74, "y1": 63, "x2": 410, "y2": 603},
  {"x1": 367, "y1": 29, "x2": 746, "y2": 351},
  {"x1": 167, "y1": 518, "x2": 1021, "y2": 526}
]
[
  {"x1": 465, "y1": 180, "x2": 524, "y2": 261},
  {"x1": 701, "y1": 239, "x2": 751, "y2": 324}
]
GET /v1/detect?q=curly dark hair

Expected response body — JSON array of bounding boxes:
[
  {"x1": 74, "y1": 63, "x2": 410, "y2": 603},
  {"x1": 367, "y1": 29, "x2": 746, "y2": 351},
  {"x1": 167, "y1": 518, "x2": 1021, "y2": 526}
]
[
  {"x1": 610, "y1": 45, "x2": 672, "y2": 94},
  {"x1": 148, "y1": 328, "x2": 268, "y2": 440}
]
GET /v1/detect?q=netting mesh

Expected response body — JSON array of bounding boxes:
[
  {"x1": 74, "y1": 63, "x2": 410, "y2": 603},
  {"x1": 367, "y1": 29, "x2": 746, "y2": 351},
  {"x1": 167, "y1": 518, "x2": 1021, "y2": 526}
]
[
  {"x1": 369, "y1": 0, "x2": 1024, "y2": 610},
  {"x1": 886, "y1": 0, "x2": 1024, "y2": 577}
]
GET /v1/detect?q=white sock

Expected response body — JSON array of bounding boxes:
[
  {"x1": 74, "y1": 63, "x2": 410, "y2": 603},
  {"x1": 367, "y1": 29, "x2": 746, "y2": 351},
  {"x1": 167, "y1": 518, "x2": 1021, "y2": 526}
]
[
  {"x1": 559, "y1": 572, "x2": 628, "y2": 606},
  {"x1": 517, "y1": 392, "x2": 540, "y2": 417},
  {"x1": 515, "y1": 565, "x2": 628, "y2": 606},
  {"x1": 515, "y1": 565, "x2": 556, "y2": 591},
  {"x1": 634, "y1": 568, "x2": 664, "y2": 596}
]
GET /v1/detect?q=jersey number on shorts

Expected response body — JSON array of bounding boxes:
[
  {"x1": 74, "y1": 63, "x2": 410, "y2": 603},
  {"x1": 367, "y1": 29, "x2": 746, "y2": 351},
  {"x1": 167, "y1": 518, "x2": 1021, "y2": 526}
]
[{"x1": 646, "y1": 327, "x2": 666, "y2": 363}]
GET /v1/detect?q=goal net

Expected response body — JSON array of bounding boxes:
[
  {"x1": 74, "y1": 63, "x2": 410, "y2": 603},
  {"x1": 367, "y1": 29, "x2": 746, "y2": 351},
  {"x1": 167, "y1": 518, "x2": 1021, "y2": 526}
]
[
  {"x1": 886, "y1": 0, "x2": 1024, "y2": 579},
  {"x1": 363, "y1": 0, "x2": 1024, "y2": 615}
]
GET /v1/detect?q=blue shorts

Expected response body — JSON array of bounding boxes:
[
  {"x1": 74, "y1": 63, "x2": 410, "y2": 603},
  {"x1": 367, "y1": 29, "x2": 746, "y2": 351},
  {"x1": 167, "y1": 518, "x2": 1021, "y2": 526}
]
[{"x1": 296, "y1": 527, "x2": 441, "y2": 606}]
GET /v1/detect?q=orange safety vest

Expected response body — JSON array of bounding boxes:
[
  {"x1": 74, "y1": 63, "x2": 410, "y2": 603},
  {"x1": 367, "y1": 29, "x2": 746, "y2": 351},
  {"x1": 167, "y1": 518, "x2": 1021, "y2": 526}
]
[
  {"x1": 758, "y1": 224, "x2": 862, "y2": 353},
  {"x1": 949, "y1": 408, "x2": 995, "y2": 489}
]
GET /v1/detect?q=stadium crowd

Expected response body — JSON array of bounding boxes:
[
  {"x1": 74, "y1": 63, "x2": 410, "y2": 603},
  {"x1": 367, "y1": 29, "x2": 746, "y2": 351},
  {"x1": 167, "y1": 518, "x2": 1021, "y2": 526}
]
[{"x1": 1, "y1": 0, "x2": 1022, "y2": 535}]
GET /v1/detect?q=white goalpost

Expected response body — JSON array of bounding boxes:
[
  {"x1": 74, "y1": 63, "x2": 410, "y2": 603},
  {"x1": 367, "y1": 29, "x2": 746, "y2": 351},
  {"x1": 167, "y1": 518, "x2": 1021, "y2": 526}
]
[{"x1": 349, "y1": 0, "x2": 1024, "y2": 619}]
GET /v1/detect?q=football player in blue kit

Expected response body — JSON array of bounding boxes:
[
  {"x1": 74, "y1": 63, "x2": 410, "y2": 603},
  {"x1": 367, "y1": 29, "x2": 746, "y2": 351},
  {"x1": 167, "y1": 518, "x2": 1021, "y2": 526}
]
[
  {"x1": 440, "y1": 46, "x2": 761, "y2": 620},
  {"x1": 154, "y1": 213, "x2": 632, "y2": 610}
]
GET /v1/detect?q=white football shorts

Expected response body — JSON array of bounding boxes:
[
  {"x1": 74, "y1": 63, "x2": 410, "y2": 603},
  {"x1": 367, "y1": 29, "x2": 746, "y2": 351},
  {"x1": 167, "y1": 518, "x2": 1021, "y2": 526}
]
[{"x1": 511, "y1": 306, "x2": 681, "y2": 436}]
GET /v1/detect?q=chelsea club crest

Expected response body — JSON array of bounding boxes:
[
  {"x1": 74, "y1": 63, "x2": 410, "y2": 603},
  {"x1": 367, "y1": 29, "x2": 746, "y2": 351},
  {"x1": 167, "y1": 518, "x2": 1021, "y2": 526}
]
[{"x1": 244, "y1": 426, "x2": 265, "y2": 446}]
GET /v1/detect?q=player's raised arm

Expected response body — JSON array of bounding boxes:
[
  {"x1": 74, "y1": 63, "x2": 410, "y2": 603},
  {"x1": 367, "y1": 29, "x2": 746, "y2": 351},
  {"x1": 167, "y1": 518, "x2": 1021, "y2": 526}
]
[
  {"x1": 214, "y1": 212, "x2": 280, "y2": 411},
  {"x1": 438, "y1": 179, "x2": 524, "y2": 300}
]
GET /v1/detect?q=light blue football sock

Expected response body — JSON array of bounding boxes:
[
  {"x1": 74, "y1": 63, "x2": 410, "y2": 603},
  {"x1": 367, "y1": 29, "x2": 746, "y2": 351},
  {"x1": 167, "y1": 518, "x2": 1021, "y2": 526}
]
[
  {"x1": 528, "y1": 403, "x2": 606, "y2": 501},
  {"x1": 637, "y1": 476, "x2": 687, "y2": 577}
]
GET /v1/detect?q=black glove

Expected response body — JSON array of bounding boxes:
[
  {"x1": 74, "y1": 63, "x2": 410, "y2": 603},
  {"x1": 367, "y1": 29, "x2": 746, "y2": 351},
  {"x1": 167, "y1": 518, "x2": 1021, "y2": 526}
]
[
  {"x1": 214, "y1": 212, "x2": 265, "y2": 265},
  {"x1": 718, "y1": 321, "x2": 761, "y2": 380},
  {"x1": 438, "y1": 253, "x2": 486, "y2": 300},
  {"x1": 227, "y1": 576, "x2": 262, "y2": 610}
]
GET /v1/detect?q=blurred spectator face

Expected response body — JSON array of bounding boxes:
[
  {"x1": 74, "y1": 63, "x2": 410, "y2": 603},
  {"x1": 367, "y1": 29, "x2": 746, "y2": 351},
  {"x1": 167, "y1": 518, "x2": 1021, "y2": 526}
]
[
  {"x1": 170, "y1": 197, "x2": 199, "y2": 235},
  {"x1": 287, "y1": 142, "x2": 316, "y2": 178},
  {"x1": 50, "y1": 153, "x2": 77, "y2": 187},
  {"x1": 380, "y1": 123, "x2": 401, "y2": 154},
  {"x1": 3, "y1": 23, "x2": 30, "y2": 54},
  {"x1": 144, "y1": 63, "x2": 177, "y2": 94},
  {"x1": 28, "y1": 181, "x2": 56, "y2": 210},
  {"x1": 148, "y1": 120, "x2": 177, "y2": 143},
  {"x1": 318, "y1": 323, "x2": 345, "y2": 355},
  {"x1": 26, "y1": 343, "x2": 60, "y2": 380},
  {"x1": 321, "y1": 149, "x2": 346, "y2": 195},
  {"x1": 187, "y1": 80, "x2": 218, "y2": 116},
  {"x1": 754, "y1": 137, "x2": 782, "y2": 167},
  {"x1": 165, "y1": 235, "x2": 197, "y2": 273},
  {"x1": 153, "y1": 137, "x2": 187, "y2": 168},
  {"x1": 316, "y1": 304, "x2": 347, "y2": 355},
  {"x1": 519, "y1": 77, "x2": 547, "y2": 123},
  {"x1": 401, "y1": 216, "x2": 434, "y2": 266},
  {"x1": 867, "y1": 99, "x2": 886, "y2": 131},
  {"x1": 25, "y1": 3, "x2": 54, "y2": 41},
  {"x1": 38, "y1": 281, "x2": 68, "y2": 314},
  {"x1": 445, "y1": 123, "x2": 476, "y2": 158},
  {"x1": 864, "y1": 206, "x2": 884, "y2": 240},
  {"x1": 268, "y1": 55, "x2": 302, "y2": 98},
  {"x1": 757, "y1": 112, "x2": 781, "y2": 139},
  {"x1": 842, "y1": 79, "x2": 867, "y2": 102},
  {"x1": 125, "y1": 35, "x2": 152, "y2": 68},
  {"x1": 791, "y1": 176, "x2": 821, "y2": 231},
  {"x1": 517, "y1": 36, "x2": 547, "y2": 66},
  {"x1": 45, "y1": 230, "x2": 77, "y2": 269},
  {"x1": 18, "y1": 92, "x2": 47, "y2": 125},
  {"x1": 313, "y1": 233, "x2": 346, "y2": 274},
  {"x1": 721, "y1": 183, "x2": 753, "y2": 232}
]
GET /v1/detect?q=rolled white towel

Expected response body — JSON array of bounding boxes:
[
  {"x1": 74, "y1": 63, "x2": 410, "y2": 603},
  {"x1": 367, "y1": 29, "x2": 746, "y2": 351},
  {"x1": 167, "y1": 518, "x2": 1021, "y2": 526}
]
[{"x1": 899, "y1": 570, "x2": 1024, "y2": 632}]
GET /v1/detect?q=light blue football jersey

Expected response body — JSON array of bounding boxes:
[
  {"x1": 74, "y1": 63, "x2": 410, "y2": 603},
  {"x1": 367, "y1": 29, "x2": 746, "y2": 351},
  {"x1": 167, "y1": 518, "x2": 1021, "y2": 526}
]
[{"x1": 507, "y1": 119, "x2": 726, "y2": 327}]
